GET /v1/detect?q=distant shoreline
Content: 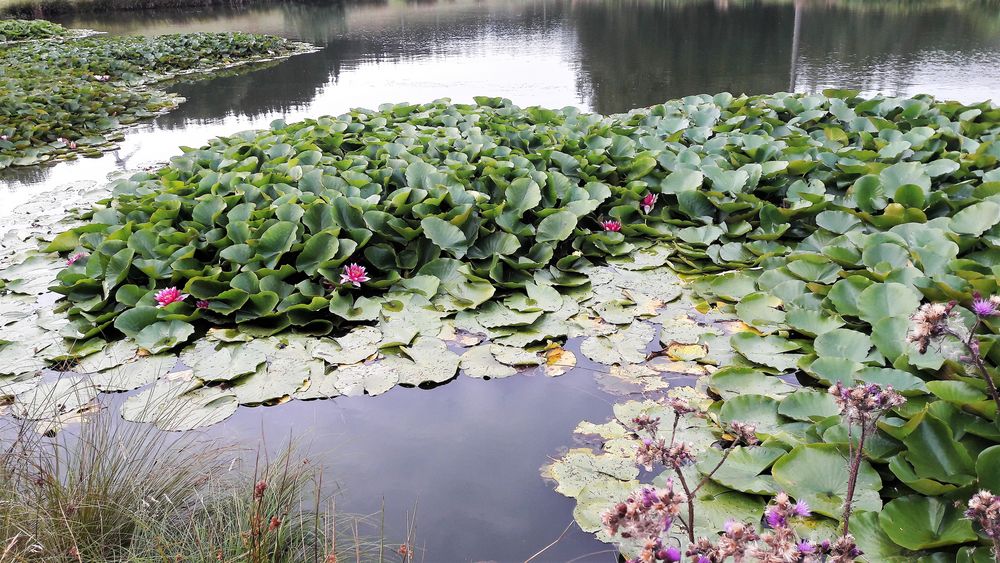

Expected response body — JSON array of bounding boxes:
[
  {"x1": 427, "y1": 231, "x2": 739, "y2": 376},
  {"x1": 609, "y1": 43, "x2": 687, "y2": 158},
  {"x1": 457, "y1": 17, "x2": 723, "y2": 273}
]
[{"x1": 0, "y1": 0, "x2": 288, "y2": 18}]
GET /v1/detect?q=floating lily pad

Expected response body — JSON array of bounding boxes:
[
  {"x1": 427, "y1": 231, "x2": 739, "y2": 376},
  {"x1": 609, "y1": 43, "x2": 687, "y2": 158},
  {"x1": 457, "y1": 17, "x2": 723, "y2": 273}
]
[
  {"x1": 580, "y1": 321, "x2": 655, "y2": 365},
  {"x1": 772, "y1": 443, "x2": 882, "y2": 519},
  {"x1": 178, "y1": 339, "x2": 269, "y2": 382},
  {"x1": 381, "y1": 337, "x2": 459, "y2": 386},
  {"x1": 13, "y1": 376, "x2": 97, "y2": 420},
  {"x1": 879, "y1": 496, "x2": 977, "y2": 551},
  {"x1": 460, "y1": 345, "x2": 517, "y2": 379},
  {"x1": 312, "y1": 326, "x2": 382, "y2": 365}
]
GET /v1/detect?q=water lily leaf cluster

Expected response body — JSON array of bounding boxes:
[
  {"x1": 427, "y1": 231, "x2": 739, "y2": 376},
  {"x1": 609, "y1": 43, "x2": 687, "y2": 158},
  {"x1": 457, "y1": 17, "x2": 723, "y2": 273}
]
[
  {"x1": 0, "y1": 20, "x2": 308, "y2": 168},
  {"x1": 526, "y1": 90, "x2": 1000, "y2": 559},
  {"x1": 0, "y1": 19, "x2": 66, "y2": 42}
]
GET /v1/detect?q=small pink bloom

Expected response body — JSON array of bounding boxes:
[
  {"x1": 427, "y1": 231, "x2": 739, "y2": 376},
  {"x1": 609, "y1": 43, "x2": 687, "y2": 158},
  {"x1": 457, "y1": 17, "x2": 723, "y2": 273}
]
[
  {"x1": 66, "y1": 252, "x2": 87, "y2": 266},
  {"x1": 0, "y1": 135, "x2": 8, "y2": 141},
  {"x1": 601, "y1": 220, "x2": 622, "y2": 232},
  {"x1": 340, "y1": 263, "x2": 370, "y2": 287},
  {"x1": 154, "y1": 287, "x2": 187, "y2": 308},
  {"x1": 641, "y1": 193, "x2": 658, "y2": 214},
  {"x1": 196, "y1": 300, "x2": 210, "y2": 309}
]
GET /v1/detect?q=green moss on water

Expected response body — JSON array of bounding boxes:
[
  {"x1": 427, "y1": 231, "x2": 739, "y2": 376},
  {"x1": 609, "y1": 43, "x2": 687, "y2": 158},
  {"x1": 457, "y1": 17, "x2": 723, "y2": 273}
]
[{"x1": 0, "y1": 21, "x2": 309, "y2": 168}]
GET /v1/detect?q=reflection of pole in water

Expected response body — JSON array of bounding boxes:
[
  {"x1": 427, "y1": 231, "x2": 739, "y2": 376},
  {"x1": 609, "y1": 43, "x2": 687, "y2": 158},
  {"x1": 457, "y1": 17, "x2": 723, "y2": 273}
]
[{"x1": 789, "y1": 0, "x2": 802, "y2": 92}]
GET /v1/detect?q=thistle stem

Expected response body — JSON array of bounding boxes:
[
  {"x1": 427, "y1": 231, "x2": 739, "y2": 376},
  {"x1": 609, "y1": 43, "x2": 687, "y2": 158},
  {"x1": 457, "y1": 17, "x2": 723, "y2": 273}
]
[
  {"x1": 841, "y1": 421, "x2": 867, "y2": 536},
  {"x1": 693, "y1": 447, "x2": 733, "y2": 496},
  {"x1": 945, "y1": 324, "x2": 1000, "y2": 416},
  {"x1": 674, "y1": 468, "x2": 696, "y2": 543}
]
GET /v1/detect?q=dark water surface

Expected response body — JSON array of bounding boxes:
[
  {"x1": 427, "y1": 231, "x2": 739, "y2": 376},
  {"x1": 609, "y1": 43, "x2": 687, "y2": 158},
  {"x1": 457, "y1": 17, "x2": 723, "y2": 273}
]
[{"x1": 2, "y1": 1, "x2": 1000, "y2": 560}]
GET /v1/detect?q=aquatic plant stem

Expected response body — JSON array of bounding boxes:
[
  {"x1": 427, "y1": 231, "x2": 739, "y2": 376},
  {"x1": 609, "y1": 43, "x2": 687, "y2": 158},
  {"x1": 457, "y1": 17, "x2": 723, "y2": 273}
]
[
  {"x1": 673, "y1": 468, "x2": 696, "y2": 543},
  {"x1": 840, "y1": 428, "x2": 866, "y2": 536},
  {"x1": 692, "y1": 447, "x2": 733, "y2": 496},
  {"x1": 945, "y1": 322, "x2": 1000, "y2": 415}
]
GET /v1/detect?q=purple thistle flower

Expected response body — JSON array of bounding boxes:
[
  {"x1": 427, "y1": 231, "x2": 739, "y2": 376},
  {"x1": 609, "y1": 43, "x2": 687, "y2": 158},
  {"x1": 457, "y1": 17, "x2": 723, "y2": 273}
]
[
  {"x1": 663, "y1": 546, "x2": 681, "y2": 562},
  {"x1": 764, "y1": 507, "x2": 786, "y2": 529},
  {"x1": 792, "y1": 499, "x2": 811, "y2": 517},
  {"x1": 797, "y1": 541, "x2": 815, "y2": 554},
  {"x1": 971, "y1": 292, "x2": 999, "y2": 317}
]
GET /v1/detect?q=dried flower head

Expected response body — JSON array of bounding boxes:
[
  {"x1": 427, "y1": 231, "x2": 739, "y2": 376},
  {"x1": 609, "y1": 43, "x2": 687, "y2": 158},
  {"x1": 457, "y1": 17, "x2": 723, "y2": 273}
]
[
  {"x1": 727, "y1": 421, "x2": 759, "y2": 447},
  {"x1": 828, "y1": 534, "x2": 862, "y2": 563},
  {"x1": 966, "y1": 490, "x2": 1000, "y2": 539},
  {"x1": 908, "y1": 301, "x2": 957, "y2": 353},
  {"x1": 828, "y1": 382, "x2": 905, "y2": 425},
  {"x1": 685, "y1": 537, "x2": 718, "y2": 563},
  {"x1": 716, "y1": 520, "x2": 760, "y2": 561},
  {"x1": 632, "y1": 413, "x2": 661, "y2": 435},
  {"x1": 601, "y1": 483, "x2": 686, "y2": 541},
  {"x1": 636, "y1": 439, "x2": 696, "y2": 471},
  {"x1": 665, "y1": 396, "x2": 698, "y2": 416}
]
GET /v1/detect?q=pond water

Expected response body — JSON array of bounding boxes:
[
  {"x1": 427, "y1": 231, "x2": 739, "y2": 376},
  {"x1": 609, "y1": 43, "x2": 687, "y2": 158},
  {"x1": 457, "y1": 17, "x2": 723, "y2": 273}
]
[{"x1": 3, "y1": 0, "x2": 1000, "y2": 560}]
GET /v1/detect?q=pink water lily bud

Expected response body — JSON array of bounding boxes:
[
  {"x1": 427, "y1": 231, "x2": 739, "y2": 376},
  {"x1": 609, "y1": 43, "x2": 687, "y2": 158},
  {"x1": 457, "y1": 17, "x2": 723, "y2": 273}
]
[
  {"x1": 602, "y1": 220, "x2": 622, "y2": 232},
  {"x1": 196, "y1": 300, "x2": 210, "y2": 309},
  {"x1": 340, "y1": 263, "x2": 370, "y2": 287},
  {"x1": 154, "y1": 287, "x2": 187, "y2": 308},
  {"x1": 66, "y1": 252, "x2": 87, "y2": 265},
  {"x1": 641, "y1": 193, "x2": 658, "y2": 214}
]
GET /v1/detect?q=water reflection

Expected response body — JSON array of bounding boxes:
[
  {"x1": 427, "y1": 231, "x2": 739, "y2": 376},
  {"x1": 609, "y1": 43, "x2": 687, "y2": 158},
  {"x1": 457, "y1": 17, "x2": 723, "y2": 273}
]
[{"x1": 4, "y1": 0, "x2": 1000, "y2": 201}]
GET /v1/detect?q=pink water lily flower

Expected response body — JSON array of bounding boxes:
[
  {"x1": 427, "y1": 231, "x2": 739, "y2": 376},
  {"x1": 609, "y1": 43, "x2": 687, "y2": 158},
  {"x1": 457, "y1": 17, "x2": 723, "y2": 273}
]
[
  {"x1": 641, "y1": 192, "x2": 658, "y2": 214},
  {"x1": 601, "y1": 220, "x2": 622, "y2": 232},
  {"x1": 66, "y1": 252, "x2": 87, "y2": 266},
  {"x1": 340, "y1": 263, "x2": 370, "y2": 287},
  {"x1": 154, "y1": 287, "x2": 187, "y2": 308}
]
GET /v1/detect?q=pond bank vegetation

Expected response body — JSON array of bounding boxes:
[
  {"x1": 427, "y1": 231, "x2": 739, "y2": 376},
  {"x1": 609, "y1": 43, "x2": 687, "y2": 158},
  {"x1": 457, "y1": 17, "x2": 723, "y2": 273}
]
[{"x1": 0, "y1": 404, "x2": 415, "y2": 562}]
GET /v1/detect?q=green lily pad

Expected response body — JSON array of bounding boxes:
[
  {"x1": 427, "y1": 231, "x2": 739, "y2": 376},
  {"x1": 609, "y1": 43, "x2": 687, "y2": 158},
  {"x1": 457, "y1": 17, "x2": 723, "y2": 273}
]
[
  {"x1": 381, "y1": 337, "x2": 460, "y2": 386},
  {"x1": 772, "y1": 443, "x2": 882, "y2": 519},
  {"x1": 312, "y1": 326, "x2": 382, "y2": 365},
  {"x1": 580, "y1": 321, "x2": 655, "y2": 365},
  {"x1": 460, "y1": 345, "x2": 518, "y2": 379},
  {"x1": 708, "y1": 366, "x2": 794, "y2": 400},
  {"x1": 879, "y1": 496, "x2": 977, "y2": 550}
]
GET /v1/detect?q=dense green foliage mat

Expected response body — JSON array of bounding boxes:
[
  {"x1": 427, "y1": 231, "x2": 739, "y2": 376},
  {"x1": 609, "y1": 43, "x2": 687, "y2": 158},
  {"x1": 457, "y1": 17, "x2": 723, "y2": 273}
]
[
  {"x1": 0, "y1": 18, "x2": 66, "y2": 41},
  {"x1": 3, "y1": 90, "x2": 1000, "y2": 558},
  {"x1": 0, "y1": 21, "x2": 308, "y2": 168}
]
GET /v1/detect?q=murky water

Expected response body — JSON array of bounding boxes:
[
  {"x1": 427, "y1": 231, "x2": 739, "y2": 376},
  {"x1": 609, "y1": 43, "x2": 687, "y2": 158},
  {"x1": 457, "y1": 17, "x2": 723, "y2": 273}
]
[{"x1": 3, "y1": 0, "x2": 1000, "y2": 560}]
